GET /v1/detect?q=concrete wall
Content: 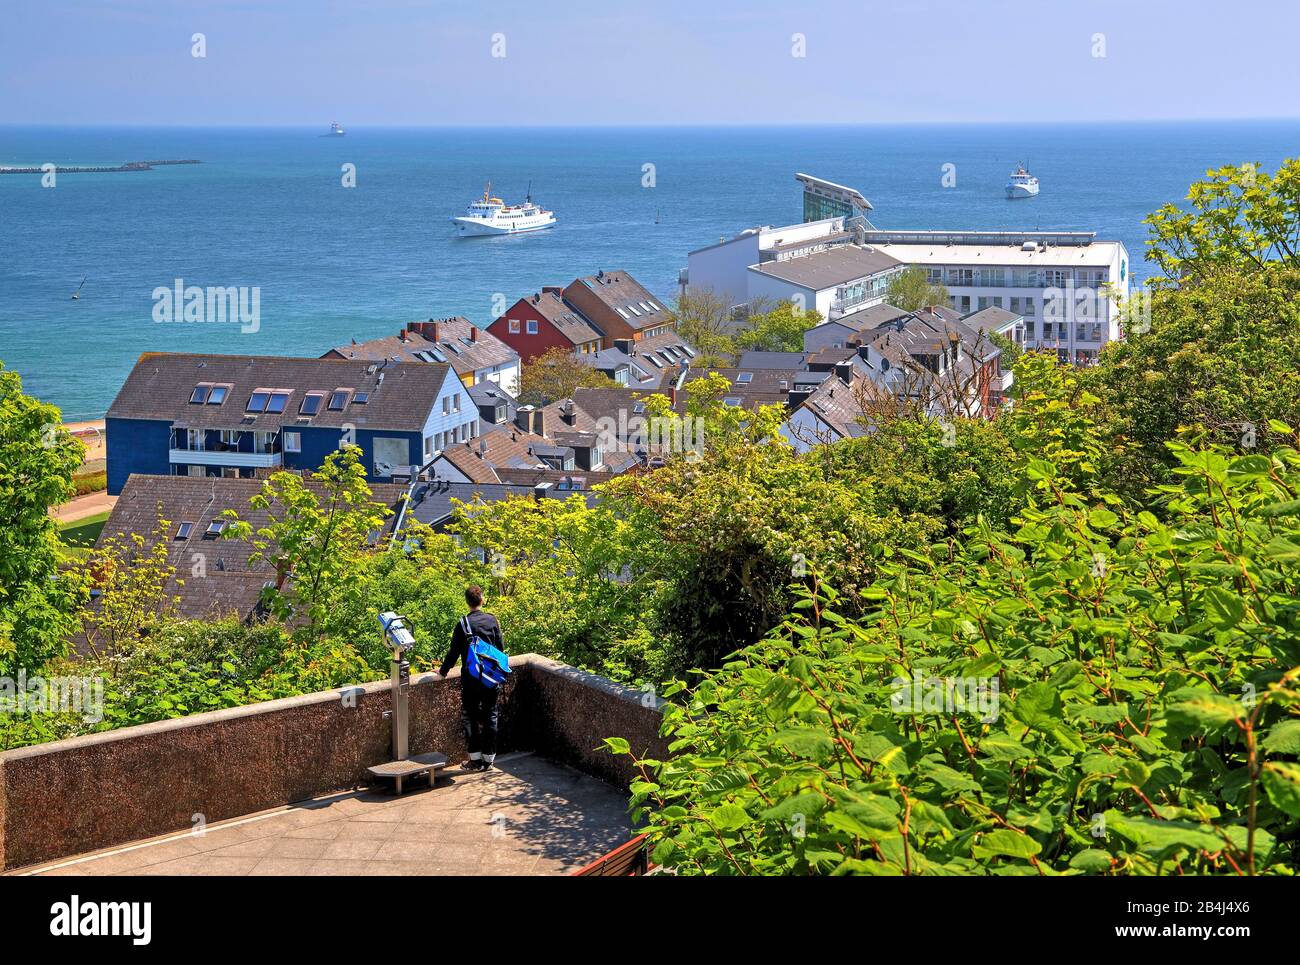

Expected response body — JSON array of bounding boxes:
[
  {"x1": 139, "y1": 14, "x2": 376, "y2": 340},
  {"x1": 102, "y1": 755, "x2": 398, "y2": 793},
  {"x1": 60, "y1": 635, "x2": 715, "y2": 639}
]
[{"x1": 0, "y1": 654, "x2": 665, "y2": 871}]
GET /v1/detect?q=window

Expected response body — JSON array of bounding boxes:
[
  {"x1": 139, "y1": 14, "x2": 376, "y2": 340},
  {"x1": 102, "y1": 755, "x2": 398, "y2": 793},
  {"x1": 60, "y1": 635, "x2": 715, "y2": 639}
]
[
  {"x1": 283, "y1": 430, "x2": 301, "y2": 453},
  {"x1": 509, "y1": 319, "x2": 521, "y2": 333},
  {"x1": 627, "y1": 304, "x2": 642, "y2": 316},
  {"x1": 736, "y1": 372, "x2": 753, "y2": 384},
  {"x1": 453, "y1": 393, "x2": 461, "y2": 412},
  {"x1": 724, "y1": 396, "x2": 743, "y2": 406},
  {"x1": 190, "y1": 384, "x2": 210, "y2": 404},
  {"x1": 301, "y1": 392, "x2": 324, "y2": 416},
  {"x1": 647, "y1": 301, "x2": 661, "y2": 312},
  {"x1": 526, "y1": 320, "x2": 538, "y2": 335},
  {"x1": 265, "y1": 390, "x2": 290, "y2": 414},
  {"x1": 353, "y1": 391, "x2": 369, "y2": 405},
  {"x1": 328, "y1": 389, "x2": 351, "y2": 411},
  {"x1": 247, "y1": 389, "x2": 271, "y2": 412},
  {"x1": 175, "y1": 521, "x2": 194, "y2": 540},
  {"x1": 207, "y1": 384, "x2": 228, "y2": 405},
  {"x1": 616, "y1": 307, "x2": 629, "y2": 319},
  {"x1": 204, "y1": 520, "x2": 227, "y2": 538},
  {"x1": 424, "y1": 436, "x2": 433, "y2": 459}
]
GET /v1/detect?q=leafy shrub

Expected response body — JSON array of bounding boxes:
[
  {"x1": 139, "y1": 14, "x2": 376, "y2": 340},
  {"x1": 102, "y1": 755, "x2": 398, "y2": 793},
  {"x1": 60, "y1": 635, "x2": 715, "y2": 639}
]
[{"x1": 619, "y1": 437, "x2": 1300, "y2": 875}]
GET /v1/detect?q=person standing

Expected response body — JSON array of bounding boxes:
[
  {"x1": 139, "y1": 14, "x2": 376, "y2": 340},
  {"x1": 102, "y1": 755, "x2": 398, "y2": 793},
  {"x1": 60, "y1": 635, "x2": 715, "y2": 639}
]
[{"x1": 439, "y1": 585, "x2": 505, "y2": 771}]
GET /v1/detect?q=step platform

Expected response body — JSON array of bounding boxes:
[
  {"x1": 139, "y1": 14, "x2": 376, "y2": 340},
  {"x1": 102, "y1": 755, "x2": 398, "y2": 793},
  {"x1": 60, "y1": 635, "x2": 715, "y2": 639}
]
[{"x1": 367, "y1": 751, "x2": 450, "y2": 795}]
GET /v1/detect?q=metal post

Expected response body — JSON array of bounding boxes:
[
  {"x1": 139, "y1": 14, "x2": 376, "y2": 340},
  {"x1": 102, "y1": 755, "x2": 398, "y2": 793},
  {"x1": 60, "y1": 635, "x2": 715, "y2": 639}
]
[{"x1": 391, "y1": 655, "x2": 410, "y2": 761}]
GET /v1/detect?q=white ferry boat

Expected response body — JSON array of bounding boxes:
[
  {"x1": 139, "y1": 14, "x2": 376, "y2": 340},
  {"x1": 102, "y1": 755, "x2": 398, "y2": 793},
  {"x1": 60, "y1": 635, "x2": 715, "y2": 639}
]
[
  {"x1": 1005, "y1": 164, "x2": 1039, "y2": 199},
  {"x1": 326, "y1": 121, "x2": 345, "y2": 137},
  {"x1": 452, "y1": 182, "x2": 556, "y2": 236}
]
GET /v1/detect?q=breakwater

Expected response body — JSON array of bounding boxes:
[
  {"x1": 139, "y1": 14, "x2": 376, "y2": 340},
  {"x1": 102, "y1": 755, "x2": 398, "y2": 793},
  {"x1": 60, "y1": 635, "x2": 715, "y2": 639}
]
[{"x1": 0, "y1": 159, "x2": 201, "y2": 174}]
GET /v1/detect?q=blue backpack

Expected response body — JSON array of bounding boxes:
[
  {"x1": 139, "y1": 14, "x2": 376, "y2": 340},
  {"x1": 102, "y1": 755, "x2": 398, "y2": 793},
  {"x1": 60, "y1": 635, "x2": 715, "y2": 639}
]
[{"x1": 461, "y1": 615, "x2": 511, "y2": 688}]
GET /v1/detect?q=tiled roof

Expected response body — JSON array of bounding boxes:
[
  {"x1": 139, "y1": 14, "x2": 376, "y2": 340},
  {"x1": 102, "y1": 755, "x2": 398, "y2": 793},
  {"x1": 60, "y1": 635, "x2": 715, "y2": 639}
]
[
  {"x1": 107, "y1": 353, "x2": 449, "y2": 432},
  {"x1": 797, "y1": 376, "x2": 869, "y2": 442},
  {"x1": 435, "y1": 425, "x2": 552, "y2": 482},
  {"x1": 676, "y1": 367, "x2": 821, "y2": 410},
  {"x1": 819, "y1": 302, "x2": 913, "y2": 334},
  {"x1": 94, "y1": 474, "x2": 407, "y2": 622},
  {"x1": 401, "y1": 479, "x2": 597, "y2": 529},
  {"x1": 526, "y1": 291, "x2": 604, "y2": 345},
  {"x1": 326, "y1": 317, "x2": 518, "y2": 377},
  {"x1": 569, "y1": 270, "x2": 671, "y2": 332}
]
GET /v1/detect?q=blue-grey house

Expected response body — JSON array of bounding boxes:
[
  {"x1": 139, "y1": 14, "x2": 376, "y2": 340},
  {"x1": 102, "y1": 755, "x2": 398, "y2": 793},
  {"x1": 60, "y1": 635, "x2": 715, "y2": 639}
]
[{"x1": 105, "y1": 353, "x2": 479, "y2": 495}]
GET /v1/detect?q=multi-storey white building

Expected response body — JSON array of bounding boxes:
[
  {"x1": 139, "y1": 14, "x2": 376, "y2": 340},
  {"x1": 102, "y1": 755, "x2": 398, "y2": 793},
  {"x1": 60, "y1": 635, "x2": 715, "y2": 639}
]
[{"x1": 865, "y1": 230, "x2": 1130, "y2": 363}]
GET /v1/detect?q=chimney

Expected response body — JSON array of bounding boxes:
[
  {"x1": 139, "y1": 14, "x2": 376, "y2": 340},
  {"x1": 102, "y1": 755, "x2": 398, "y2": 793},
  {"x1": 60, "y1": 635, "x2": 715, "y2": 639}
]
[
  {"x1": 399, "y1": 328, "x2": 408, "y2": 342},
  {"x1": 470, "y1": 326, "x2": 478, "y2": 342},
  {"x1": 561, "y1": 400, "x2": 577, "y2": 427},
  {"x1": 614, "y1": 338, "x2": 634, "y2": 355},
  {"x1": 431, "y1": 321, "x2": 441, "y2": 343},
  {"x1": 533, "y1": 408, "x2": 545, "y2": 437},
  {"x1": 835, "y1": 360, "x2": 853, "y2": 385},
  {"x1": 516, "y1": 404, "x2": 534, "y2": 433},
  {"x1": 533, "y1": 481, "x2": 553, "y2": 501}
]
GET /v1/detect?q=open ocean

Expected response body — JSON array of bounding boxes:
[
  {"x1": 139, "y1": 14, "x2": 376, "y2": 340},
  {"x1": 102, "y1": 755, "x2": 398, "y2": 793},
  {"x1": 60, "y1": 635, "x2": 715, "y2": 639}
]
[{"x1": 1, "y1": 121, "x2": 1297, "y2": 420}]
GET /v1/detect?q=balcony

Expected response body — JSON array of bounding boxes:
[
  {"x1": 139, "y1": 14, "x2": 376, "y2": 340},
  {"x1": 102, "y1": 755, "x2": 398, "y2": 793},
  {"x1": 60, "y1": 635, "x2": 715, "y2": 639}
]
[{"x1": 169, "y1": 448, "x2": 283, "y2": 468}]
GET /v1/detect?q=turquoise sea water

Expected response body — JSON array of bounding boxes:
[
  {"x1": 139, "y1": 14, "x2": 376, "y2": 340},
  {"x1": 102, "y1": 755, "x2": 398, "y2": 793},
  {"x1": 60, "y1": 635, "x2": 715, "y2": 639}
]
[{"x1": 2, "y1": 121, "x2": 1297, "y2": 420}]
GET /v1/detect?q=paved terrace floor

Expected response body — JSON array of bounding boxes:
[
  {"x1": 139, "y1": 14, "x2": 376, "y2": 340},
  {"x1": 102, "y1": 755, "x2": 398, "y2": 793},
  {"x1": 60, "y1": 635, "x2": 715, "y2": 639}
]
[{"x1": 13, "y1": 753, "x2": 632, "y2": 876}]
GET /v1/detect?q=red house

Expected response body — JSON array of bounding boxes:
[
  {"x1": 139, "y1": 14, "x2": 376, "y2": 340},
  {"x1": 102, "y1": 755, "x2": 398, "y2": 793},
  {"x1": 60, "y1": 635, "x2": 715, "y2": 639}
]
[{"x1": 488, "y1": 288, "x2": 604, "y2": 364}]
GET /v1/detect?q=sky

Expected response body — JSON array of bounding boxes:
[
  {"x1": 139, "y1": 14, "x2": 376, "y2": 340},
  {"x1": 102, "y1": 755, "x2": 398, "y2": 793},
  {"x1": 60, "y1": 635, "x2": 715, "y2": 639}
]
[{"x1": 2, "y1": 0, "x2": 1298, "y2": 127}]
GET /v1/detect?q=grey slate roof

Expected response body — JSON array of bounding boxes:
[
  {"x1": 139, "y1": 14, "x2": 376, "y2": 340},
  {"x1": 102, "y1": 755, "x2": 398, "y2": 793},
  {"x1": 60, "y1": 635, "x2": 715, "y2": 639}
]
[
  {"x1": 107, "y1": 353, "x2": 450, "y2": 431},
  {"x1": 750, "y1": 246, "x2": 902, "y2": 290},
  {"x1": 401, "y1": 479, "x2": 597, "y2": 529},
  {"x1": 325, "y1": 317, "x2": 518, "y2": 378},
  {"x1": 93, "y1": 474, "x2": 407, "y2": 623}
]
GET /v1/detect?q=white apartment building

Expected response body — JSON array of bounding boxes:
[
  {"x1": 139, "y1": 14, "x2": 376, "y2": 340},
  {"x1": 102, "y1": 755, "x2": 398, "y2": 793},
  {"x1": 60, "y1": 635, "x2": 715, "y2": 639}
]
[{"x1": 865, "y1": 230, "x2": 1131, "y2": 363}]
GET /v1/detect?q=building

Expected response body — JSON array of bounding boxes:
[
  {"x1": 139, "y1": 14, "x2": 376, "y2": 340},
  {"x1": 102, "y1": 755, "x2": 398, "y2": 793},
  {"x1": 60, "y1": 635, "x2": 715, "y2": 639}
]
[
  {"x1": 467, "y1": 380, "x2": 519, "y2": 434},
  {"x1": 746, "y1": 245, "x2": 904, "y2": 321},
  {"x1": 864, "y1": 230, "x2": 1130, "y2": 363},
  {"x1": 576, "y1": 333, "x2": 698, "y2": 390},
  {"x1": 561, "y1": 270, "x2": 675, "y2": 344},
  {"x1": 781, "y1": 370, "x2": 870, "y2": 454},
  {"x1": 674, "y1": 366, "x2": 827, "y2": 412},
  {"x1": 398, "y1": 478, "x2": 597, "y2": 532},
  {"x1": 323, "y1": 317, "x2": 520, "y2": 395},
  {"x1": 92, "y1": 474, "x2": 408, "y2": 621},
  {"x1": 489, "y1": 289, "x2": 604, "y2": 364},
  {"x1": 105, "y1": 354, "x2": 478, "y2": 494},
  {"x1": 427, "y1": 424, "x2": 552, "y2": 484},
  {"x1": 796, "y1": 172, "x2": 875, "y2": 226}
]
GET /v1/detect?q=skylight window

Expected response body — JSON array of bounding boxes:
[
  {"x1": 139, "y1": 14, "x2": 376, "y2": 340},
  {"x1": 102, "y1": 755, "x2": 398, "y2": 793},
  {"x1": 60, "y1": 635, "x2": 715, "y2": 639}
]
[
  {"x1": 353, "y1": 391, "x2": 369, "y2": 404},
  {"x1": 647, "y1": 356, "x2": 663, "y2": 368},
  {"x1": 442, "y1": 341, "x2": 461, "y2": 355},
  {"x1": 736, "y1": 372, "x2": 754, "y2": 384},
  {"x1": 647, "y1": 301, "x2": 662, "y2": 311},
  {"x1": 175, "y1": 521, "x2": 194, "y2": 540},
  {"x1": 207, "y1": 385, "x2": 228, "y2": 405},
  {"x1": 616, "y1": 308, "x2": 630, "y2": 319},
  {"x1": 190, "y1": 384, "x2": 210, "y2": 404},
  {"x1": 681, "y1": 345, "x2": 696, "y2": 358},
  {"x1": 265, "y1": 390, "x2": 291, "y2": 414},
  {"x1": 626, "y1": 304, "x2": 642, "y2": 316},
  {"x1": 247, "y1": 389, "x2": 271, "y2": 412},
  {"x1": 639, "y1": 302, "x2": 655, "y2": 313},
  {"x1": 300, "y1": 392, "x2": 324, "y2": 416},
  {"x1": 204, "y1": 520, "x2": 227, "y2": 538},
  {"x1": 724, "y1": 396, "x2": 743, "y2": 406},
  {"x1": 328, "y1": 389, "x2": 351, "y2": 411}
]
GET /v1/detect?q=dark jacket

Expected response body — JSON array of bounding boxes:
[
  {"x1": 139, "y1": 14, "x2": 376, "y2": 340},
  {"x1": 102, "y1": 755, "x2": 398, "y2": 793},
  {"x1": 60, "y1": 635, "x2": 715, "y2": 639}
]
[{"x1": 440, "y1": 610, "x2": 505, "y2": 679}]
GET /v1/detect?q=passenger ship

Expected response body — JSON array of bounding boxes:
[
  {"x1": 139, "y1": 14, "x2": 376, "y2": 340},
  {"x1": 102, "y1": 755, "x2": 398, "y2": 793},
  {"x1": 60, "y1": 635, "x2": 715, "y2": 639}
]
[
  {"x1": 452, "y1": 182, "x2": 557, "y2": 236},
  {"x1": 1005, "y1": 164, "x2": 1040, "y2": 199}
]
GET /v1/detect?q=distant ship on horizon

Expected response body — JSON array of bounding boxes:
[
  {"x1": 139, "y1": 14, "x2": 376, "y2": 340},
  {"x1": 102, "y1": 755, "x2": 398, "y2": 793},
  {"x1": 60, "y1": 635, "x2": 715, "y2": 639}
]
[
  {"x1": 324, "y1": 121, "x2": 345, "y2": 137},
  {"x1": 452, "y1": 181, "x2": 556, "y2": 237}
]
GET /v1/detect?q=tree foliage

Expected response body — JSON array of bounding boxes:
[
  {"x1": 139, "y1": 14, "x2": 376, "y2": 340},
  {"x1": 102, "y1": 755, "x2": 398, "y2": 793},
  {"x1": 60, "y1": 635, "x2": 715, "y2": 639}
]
[
  {"x1": 886, "y1": 266, "x2": 950, "y2": 312},
  {"x1": 515, "y1": 346, "x2": 617, "y2": 407}
]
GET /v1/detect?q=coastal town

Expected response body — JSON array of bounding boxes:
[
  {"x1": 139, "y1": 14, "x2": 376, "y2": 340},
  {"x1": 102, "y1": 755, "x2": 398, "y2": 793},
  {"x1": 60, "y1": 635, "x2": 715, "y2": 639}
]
[{"x1": 74, "y1": 172, "x2": 1132, "y2": 623}]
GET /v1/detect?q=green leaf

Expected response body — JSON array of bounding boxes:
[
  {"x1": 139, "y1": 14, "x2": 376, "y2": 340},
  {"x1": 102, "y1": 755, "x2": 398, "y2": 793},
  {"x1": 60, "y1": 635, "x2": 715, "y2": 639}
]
[
  {"x1": 976, "y1": 829, "x2": 1041, "y2": 858},
  {"x1": 1261, "y1": 720, "x2": 1300, "y2": 756},
  {"x1": 1069, "y1": 849, "x2": 1114, "y2": 873},
  {"x1": 709, "y1": 803, "x2": 751, "y2": 831},
  {"x1": 1261, "y1": 762, "x2": 1300, "y2": 818},
  {"x1": 1166, "y1": 691, "x2": 1243, "y2": 731},
  {"x1": 602, "y1": 737, "x2": 630, "y2": 755}
]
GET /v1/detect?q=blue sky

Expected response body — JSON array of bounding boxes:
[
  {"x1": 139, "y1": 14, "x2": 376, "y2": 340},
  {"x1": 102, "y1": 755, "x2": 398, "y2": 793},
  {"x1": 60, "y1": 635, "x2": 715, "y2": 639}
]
[{"x1": 3, "y1": 0, "x2": 1297, "y2": 126}]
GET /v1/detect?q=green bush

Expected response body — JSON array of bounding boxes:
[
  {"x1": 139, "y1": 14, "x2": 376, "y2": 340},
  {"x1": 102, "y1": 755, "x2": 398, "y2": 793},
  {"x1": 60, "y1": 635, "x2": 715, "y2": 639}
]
[{"x1": 618, "y1": 437, "x2": 1300, "y2": 875}]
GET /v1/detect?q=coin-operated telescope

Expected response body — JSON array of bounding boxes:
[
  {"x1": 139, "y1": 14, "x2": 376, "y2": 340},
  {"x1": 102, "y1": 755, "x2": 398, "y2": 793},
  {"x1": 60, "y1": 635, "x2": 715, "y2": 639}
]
[{"x1": 366, "y1": 612, "x2": 447, "y2": 793}]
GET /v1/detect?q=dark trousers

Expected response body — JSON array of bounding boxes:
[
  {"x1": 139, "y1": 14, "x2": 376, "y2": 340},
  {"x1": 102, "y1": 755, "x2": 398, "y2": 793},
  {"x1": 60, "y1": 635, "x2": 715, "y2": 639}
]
[{"x1": 461, "y1": 678, "x2": 500, "y2": 756}]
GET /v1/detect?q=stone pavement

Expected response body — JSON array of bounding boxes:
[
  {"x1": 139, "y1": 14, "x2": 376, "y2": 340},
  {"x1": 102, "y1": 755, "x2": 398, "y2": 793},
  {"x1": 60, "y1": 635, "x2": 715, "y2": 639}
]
[{"x1": 17, "y1": 753, "x2": 632, "y2": 876}]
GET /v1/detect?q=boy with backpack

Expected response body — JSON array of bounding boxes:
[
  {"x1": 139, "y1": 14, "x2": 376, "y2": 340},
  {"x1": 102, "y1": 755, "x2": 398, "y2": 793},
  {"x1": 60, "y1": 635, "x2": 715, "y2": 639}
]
[{"x1": 438, "y1": 585, "x2": 510, "y2": 771}]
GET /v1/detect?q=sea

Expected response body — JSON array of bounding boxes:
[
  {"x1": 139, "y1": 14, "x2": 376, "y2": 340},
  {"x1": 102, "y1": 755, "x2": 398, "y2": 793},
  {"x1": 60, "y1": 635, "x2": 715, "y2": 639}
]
[{"x1": 1, "y1": 121, "x2": 1297, "y2": 421}]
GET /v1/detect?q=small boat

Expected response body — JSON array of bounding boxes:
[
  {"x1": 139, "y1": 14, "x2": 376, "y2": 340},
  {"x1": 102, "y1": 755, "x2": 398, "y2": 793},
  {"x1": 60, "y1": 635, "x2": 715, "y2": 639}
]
[
  {"x1": 452, "y1": 181, "x2": 556, "y2": 237},
  {"x1": 1006, "y1": 164, "x2": 1039, "y2": 199},
  {"x1": 71, "y1": 275, "x2": 86, "y2": 300},
  {"x1": 325, "y1": 121, "x2": 345, "y2": 137}
]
